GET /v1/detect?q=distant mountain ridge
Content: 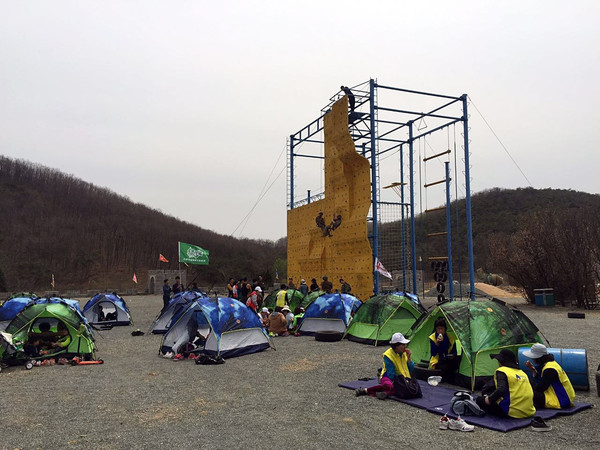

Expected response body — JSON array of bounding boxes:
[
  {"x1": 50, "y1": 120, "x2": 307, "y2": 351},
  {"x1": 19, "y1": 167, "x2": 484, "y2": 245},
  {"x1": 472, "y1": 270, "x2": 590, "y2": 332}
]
[{"x1": 0, "y1": 156, "x2": 285, "y2": 291}]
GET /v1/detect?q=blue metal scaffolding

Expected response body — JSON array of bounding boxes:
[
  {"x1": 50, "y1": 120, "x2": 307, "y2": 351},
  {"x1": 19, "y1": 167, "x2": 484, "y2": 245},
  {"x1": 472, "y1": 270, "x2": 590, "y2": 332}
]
[{"x1": 287, "y1": 79, "x2": 475, "y2": 300}]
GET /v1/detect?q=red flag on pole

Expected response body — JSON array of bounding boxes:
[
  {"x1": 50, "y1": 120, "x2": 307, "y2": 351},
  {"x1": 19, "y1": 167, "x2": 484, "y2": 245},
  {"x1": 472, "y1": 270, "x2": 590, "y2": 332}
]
[
  {"x1": 132, "y1": 273, "x2": 138, "y2": 284},
  {"x1": 159, "y1": 254, "x2": 169, "y2": 263}
]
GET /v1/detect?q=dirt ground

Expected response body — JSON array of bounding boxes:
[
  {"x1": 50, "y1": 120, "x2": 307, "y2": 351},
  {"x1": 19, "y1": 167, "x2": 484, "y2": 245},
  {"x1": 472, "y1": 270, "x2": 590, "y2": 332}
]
[{"x1": 1, "y1": 294, "x2": 598, "y2": 450}]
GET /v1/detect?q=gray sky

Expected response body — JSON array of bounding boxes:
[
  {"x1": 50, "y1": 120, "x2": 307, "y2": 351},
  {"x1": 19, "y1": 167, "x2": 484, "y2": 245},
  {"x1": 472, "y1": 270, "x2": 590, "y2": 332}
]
[{"x1": 2, "y1": 1, "x2": 599, "y2": 241}]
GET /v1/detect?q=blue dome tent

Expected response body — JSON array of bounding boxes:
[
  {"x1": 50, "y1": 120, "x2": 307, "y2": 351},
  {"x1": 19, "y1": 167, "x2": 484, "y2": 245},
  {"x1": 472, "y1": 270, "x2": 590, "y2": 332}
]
[
  {"x1": 160, "y1": 297, "x2": 273, "y2": 358},
  {"x1": 0, "y1": 294, "x2": 39, "y2": 331},
  {"x1": 298, "y1": 293, "x2": 362, "y2": 335},
  {"x1": 151, "y1": 291, "x2": 205, "y2": 334},
  {"x1": 83, "y1": 293, "x2": 131, "y2": 326}
]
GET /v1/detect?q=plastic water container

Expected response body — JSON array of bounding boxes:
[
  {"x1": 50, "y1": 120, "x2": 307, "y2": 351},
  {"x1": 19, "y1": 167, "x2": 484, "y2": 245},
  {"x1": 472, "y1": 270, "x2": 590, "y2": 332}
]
[{"x1": 518, "y1": 347, "x2": 589, "y2": 391}]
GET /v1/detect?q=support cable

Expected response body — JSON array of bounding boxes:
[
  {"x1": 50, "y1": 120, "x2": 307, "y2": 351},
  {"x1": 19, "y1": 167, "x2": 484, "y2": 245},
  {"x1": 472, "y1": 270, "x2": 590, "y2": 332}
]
[
  {"x1": 232, "y1": 144, "x2": 287, "y2": 236},
  {"x1": 468, "y1": 96, "x2": 533, "y2": 187}
]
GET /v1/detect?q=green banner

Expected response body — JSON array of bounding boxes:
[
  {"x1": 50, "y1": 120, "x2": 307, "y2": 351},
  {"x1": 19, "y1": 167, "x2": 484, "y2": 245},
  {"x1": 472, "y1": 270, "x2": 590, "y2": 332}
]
[{"x1": 178, "y1": 241, "x2": 209, "y2": 265}]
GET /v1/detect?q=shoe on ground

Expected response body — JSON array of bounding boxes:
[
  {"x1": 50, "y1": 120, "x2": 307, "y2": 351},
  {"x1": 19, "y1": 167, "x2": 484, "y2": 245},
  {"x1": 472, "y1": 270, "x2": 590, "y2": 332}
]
[
  {"x1": 448, "y1": 416, "x2": 475, "y2": 432},
  {"x1": 355, "y1": 388, "x2": 368, "y2": 397},
  {"x1": 439, "y1": 414, "x2": 450, "y2": 430},
  {"x1": 375, "y1": 392, "x2": 388, "y2": 400},
  {"x1": 173, "y1": 353, "x2": 184, "y2": 361},
  {"x1": 531, "y1": 416, "x2": 552, "y2": 432}
]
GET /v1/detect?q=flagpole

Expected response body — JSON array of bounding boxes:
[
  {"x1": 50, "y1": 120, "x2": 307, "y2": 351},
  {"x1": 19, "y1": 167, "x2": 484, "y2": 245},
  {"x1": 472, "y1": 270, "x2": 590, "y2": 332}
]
[{"x1": 178, "y1": 241, "x2": 181, "y2": 285}]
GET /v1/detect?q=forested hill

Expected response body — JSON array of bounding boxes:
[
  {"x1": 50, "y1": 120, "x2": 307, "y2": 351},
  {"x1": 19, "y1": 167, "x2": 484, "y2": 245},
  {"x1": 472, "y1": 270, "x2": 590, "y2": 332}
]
[
  {"x1": 0, "y1": 156, "x2": 285, "y2": 291},
  {"x1": 2, "y1": 155, "x2": 599, "y2": 293},
  {"x1": 413, "y1": 186, "x2": 600, "y2": 272}
]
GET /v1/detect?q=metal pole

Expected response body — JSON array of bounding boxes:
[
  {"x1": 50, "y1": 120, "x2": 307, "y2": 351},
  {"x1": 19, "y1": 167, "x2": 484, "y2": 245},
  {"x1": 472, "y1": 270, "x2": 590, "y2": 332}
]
[
  {"x1": 445, "y1": 162, "x2": 454, "y2": 301},
  {"x1": 369, "y1": 79, "x2": 379, "y2": 295},
  {"x1": 461, "y1": 95, "x2": 475, "y2": 299},
  {"x1": 289, "y1": 135, "x2": 295, "y2": 209},
  {"x1": 400, "y1": 144, "x2": 406, "y2": 292},
  {"x1": 409, "y1": 121, "x2": 418, "y2": 295},
  {"x1": 307, "y1": 190, "x2": 311, "y2": 204}
]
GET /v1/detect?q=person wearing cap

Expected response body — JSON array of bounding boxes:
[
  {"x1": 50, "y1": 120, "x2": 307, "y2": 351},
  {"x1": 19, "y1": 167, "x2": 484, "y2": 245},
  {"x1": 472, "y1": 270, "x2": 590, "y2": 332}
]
[
  {"x1": 475, "y1": 349, "x2": 535, "y2": 418},
  {"x1": 321, "y1": 276, "x2": 333, "y2": 293},
  {"x1": 259, "y1": 307, "x2": 270, "y2": 327},
  {"x1": 299, "y1": 279, "x2": 309, "y2": 296},
  {"x1": 246, "y1": 286, "x2": 261, "y2": 312},
  {"x1": 429, "y1": 318, "x2": 459, "y2": 381},
  {"x1": 524, "y1": 343, "x2": 575, "y2": 409},
  {"x1": 355, "y1": 332, "x2": 414, "y2": 400},
  {"x1": 282, "y1": 305, "x2": 294, "y2": 331}
]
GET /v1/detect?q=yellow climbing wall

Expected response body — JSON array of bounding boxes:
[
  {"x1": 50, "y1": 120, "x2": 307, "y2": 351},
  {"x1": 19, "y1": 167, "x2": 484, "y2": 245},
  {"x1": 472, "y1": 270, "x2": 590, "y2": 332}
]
[{"x1": 287, "y1": 96, "x2": 373, "y2": 300}]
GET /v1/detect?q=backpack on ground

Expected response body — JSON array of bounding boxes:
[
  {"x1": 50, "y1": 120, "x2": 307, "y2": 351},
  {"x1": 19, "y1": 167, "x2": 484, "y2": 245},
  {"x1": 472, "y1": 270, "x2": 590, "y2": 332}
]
[{"x1": 451, "y1": 391, "x2": 485, "y2": 416}]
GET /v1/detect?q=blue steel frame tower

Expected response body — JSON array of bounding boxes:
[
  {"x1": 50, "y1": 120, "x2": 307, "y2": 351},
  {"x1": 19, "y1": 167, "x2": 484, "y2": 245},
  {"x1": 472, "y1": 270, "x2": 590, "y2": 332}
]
[{"x1": 287, "y1": 79, "x2": 475, "y2": 300}]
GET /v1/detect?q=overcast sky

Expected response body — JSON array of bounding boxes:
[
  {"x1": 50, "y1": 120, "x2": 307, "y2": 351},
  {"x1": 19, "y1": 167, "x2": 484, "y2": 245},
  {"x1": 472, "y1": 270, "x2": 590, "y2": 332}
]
[{"x1": 2, "y1": 1, "x2": 599, "y2": 242}]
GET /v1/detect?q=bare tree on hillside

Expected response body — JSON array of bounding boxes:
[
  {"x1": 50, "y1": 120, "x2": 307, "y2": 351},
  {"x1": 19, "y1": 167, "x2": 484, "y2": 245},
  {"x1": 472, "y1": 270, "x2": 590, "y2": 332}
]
[{"x1": 489, "y1": 208, "x2": 600, "y2": 308}]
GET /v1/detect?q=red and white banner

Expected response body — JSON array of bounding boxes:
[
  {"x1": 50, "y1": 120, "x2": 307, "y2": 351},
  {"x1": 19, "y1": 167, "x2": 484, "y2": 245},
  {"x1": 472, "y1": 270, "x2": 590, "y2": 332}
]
[
  {"x1": 132, "y1": 273, "x2": 138, "y2": 284},
  {"x1": 374, "y1": 258, "x2": 393, "y2": 279},
  {"x1": 159, "y1": 254, "x2": 169, "y2": 263}
]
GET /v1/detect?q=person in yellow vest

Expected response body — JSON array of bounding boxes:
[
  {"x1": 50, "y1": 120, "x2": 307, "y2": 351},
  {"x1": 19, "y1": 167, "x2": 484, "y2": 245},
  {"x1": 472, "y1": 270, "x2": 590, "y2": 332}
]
[
  {"x1": 355, "y1": 332, "x2": 414, "y2": 400},
  {"x1": 275, "y1": 285, "x2": 288, "y2": 308},
  {"x1": 523, "y1": 343, "x2": 575, "y2": 410},
  {"x1": 475, "y1": 349, "x2": 536, "y2": 419},
  {"x1": 429, "y1": 318, "x2": 459, "y2": 382}
]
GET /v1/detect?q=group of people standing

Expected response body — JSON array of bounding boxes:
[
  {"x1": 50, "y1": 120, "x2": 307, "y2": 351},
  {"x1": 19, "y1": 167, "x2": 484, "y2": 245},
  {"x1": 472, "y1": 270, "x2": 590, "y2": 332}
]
[
  {"x1": 162, "y1": 276, "x2": 184, "y2": 310},
  {"x1": 227, "y1": 276, "x2": 267, "y2": 310},
  {"x1": 298, "y1": 276, "x2": 351, "y2": 295}
]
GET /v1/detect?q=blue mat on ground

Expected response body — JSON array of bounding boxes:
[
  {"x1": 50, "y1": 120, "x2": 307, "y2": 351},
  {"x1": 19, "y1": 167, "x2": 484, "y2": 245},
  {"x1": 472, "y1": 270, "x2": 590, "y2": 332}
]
[{"x1": 339, "y1": 378, "x2": 592, "y2": 432}]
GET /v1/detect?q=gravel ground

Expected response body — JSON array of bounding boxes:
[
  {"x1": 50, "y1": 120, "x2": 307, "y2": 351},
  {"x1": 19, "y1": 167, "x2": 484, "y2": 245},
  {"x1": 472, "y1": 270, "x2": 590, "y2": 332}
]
[{"x1": 1, "y1": 295, "x2": 598, "y2": 450}]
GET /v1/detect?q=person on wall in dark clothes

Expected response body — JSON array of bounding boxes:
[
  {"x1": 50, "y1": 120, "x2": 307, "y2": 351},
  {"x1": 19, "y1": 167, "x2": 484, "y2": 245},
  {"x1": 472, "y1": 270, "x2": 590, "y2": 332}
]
[{"x1": 340, "y1": 85, "x2": 355, "y2": 112}]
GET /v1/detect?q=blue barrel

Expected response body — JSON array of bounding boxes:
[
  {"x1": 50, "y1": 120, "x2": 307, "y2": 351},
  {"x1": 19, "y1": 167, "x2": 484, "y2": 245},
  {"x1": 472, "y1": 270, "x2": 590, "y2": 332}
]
[
  {"x1": 534, "y1": 292, "x2": 544, "y2": 306},
  {"x1": 518, "y1": 347, "x2": 589, "y2": 391},
  {"x1": 534, "y1": 288, "x2": 554, "y2": 306}
]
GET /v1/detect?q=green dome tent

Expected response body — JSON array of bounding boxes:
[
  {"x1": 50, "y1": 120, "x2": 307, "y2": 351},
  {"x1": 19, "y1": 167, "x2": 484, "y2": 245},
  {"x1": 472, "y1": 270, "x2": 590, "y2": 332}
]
[
  {"x1": 1, "y1": 298, "x2": 96, "y2": 361},
  {"x1": 406, "y1": 299, "x2": 545, "y2": 390},
  {"x1": 344, "y1": 293, "x2": 425, "y2": 346},
  {"x1": 263, "y1": 289, "x2": 305, "y2": 311}
]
